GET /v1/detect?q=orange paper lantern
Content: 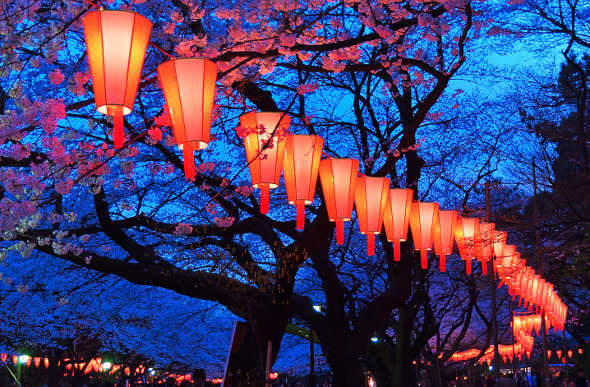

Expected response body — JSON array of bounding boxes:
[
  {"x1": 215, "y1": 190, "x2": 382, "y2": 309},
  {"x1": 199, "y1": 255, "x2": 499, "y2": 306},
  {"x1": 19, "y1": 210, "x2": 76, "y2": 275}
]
[
  {"x1": 157, "y1": 58, "x2": 217, "y2": 179},
  {"x1": 409, "y1": 202, "x2": 440, "y2": 269},
  {"x1": 454, "y1": 217, "x2": 481, "y2": 275},
  {"x1": 547, "y1": 350, "x2": 552, "y2": 359},
  {"x1": 319, "y1": 158, "x2": 359, "y2": 244},
  {"x1": 478, "y1": 222, "x2": 495, "y2": 275},
  {"x1": 239, "y1": 112, "x2": 290, "y2": 214},
  {"x1": 82, "y1": 10, "x2": 152, "y2": 148},
  {"x1": 44, "y1": 358, "x2": 49, "y2": 368},
  {"x1": 12, "y1": 355, "x2": 17, "y2": 366},
  {"x1": 34, "y1": 357, "x2": 41, "y2": 367},
  {"x1": 383, "y1": 188, "x2": 413, "y2": 261},
  {"x1": 283, "y1": 135, "x2": 324, "y2": 229},
  {"x1": 354, "y1": 176, "x2": 390, "y2": 256},
  {"x1": 433, "y1": 210, "x2": 457, "y2": 272}
]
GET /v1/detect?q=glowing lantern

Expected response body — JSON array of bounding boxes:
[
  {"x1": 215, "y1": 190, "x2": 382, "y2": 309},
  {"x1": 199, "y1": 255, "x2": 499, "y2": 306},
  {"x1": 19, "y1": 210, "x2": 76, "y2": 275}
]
[
  {"x1": 579, "y1": 348, "x2": 583, "y2": 355},
  {"x1": 557, "y1": 350, "x2": 562, "y2": 359},
  {"x1": 547, "y1": 350, "x2": 552, "y2": 359},
  {"x1": 157, "y1": 58, "x2": 217, "y2": 179},
  {"x1": 82, "y1": 10, "x2": 152, "y2": 148},
  {"x1": 454, "y1": 217, "x2": 481, "y2": 275},
  {"x1": 383, "y1": 188, "x2": 413, "y2": 261},
  {"x1": 26, "y1": 357, "x2": 31, "y2": 367},
  {"x1": 34, "y1": 357, "x2": 40, "y2": 367},
  {"x1": 433, "y1": 210, "x2": 457, "y2": 272},
  {"x1": 12, "y1": 355, "x2": 17, "y2": 366},
  {"x1": 44, "y1": 358, "x2": 49, "y2": 368},
  {"x1": 568, "y1": 349, "x2": 573, "y2": 358},
  {"x1": 283, "y1": 135, "x2": 324, "y2": 229},
  {"x1": 239, "y1": 112, "x2": 290, "y2": 214},
  {"x1": 0, "y1": 353, "x2": 6, "y2": 363},
  {"x1": 319, "y1": 158, "x2": 359, "y2": 244},
  {"x1": 478, "y1": 222, "x2": 495, "y2": 275},
  {"x1": 409, "y1": 202, "x2": 440, "y2": 269},
  {"x1": 355, "y1": 176, "x2": 390, "y2": 255}
]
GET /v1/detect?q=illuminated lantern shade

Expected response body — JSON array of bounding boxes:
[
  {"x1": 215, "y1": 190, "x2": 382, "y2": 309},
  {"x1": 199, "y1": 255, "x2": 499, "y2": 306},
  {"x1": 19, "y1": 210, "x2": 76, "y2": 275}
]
[
  {"x1": 26, "y1": 357, "x2": 31, "y2": 367},
  {"x1": 383, "y1": 188, "x2": 413, "y2": 261},
  {"x1": 12, "y1": 355, "x2": 17, "y2": 366},
  {"x1": 34, "y1": 357, "x2": 40, "y2": 367},
  {"x1": 557, "y1": 350, "x2": 562, "y2": 359},
  {"x1": 354, "y1": 176, "x2": 390, "y2": 256},
  {"x1": 0, "y1": 353, "x2": 6, "y2": 363},
  {"x1": 568, "y1": 349, "x2": 573, "y2": 358},
  {"x1": 409, "y1": 202, "x2": 440, "y2": 269},
  {"x1": 239, "y1": 112, "x2": 290, "y2": 214},
  {"x1": 82, "y1": 11, "x2": 152, "y2": 148},
  {"x1": 579, "y1": 348, "x2": 583, "y2": 355},
  {"x1": 433, "y1": 210, "x2": 457, "y2": 272},
  {"x1": 283, "y1": 135, "x2": 324, "y2": 229},
  {"x1": 478, "y1": 222, "x2": 495, "y2": 275},
  {"x1": 319, "y1": 158, "x2": 359, "y2": 244},
  {"x1": 547, "y1": 350, "x2": 552, "y2": 359},
  {"x1": 44, "y1": 358, "x2": 49, "y2": 368},
  {"x1": 157, "y1": 58, "x2": 217, "y2": 179},
  {"x1": 454, "y1": 217, "x2": 481, "y2": 275}
]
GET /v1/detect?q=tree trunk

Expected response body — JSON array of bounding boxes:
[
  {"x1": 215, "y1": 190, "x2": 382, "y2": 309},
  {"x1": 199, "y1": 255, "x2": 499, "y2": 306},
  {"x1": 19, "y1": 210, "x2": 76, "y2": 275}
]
[
  {"x1": 393, "y1": 306, "x2": 414, "y2": 386},
  {"x1": 329, "y1": 353, "x2": 366, "y2": 387}
]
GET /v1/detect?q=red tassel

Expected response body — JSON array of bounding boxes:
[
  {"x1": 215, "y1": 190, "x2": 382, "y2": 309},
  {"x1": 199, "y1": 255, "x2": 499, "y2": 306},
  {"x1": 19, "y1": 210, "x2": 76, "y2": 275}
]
[
  {"x1": 421, "y1": 250, "x2": 428, "y2": 269},
  {"x1": 296, "y1": 201, "x2": 305, "y2": 230},
  {"x1": 440, "y1": 254, "x2": 446, "y2": 272},
  {"x1": 182, "y1": 142, "x2": 195, "y2": 180},
  {"x1": 394, "y1": 240, "x2": 401, "y2": 262},
  {"x1": 335, "y1": 219, "x2": 344, "y2": 245},
  {"x1": 466, "y1": 259, "x2": 472, "y2": 275},
  {"x1": 113, "y1": 111, "x2": 124, "y2": 149},
  {"x1": 481, "y1": 261, "x2": 487, "y2": 275},
  {"x1": 259, "y1": 184, "x2": 270, "y2": 214},
  {"x1": 367, "y1": 233, "x2": 375, "y2": 256}
]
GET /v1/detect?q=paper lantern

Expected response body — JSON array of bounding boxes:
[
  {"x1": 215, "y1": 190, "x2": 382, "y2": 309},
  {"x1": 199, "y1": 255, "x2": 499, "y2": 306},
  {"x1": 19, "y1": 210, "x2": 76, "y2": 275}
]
[
  {"x1": 157, "y1": 58, "x2": 217, "y2": 179},
  {"x1": 239, "y1": 112, "x2": 290, "y2": 214},
  {"x1": 82, "y1": 10, "x2": 152, "y2": 148},
  {"x1": 547, "y1": 350, "x2": 552, "y2": 359},
  {"x1": 579, "y1": 348, "x2": 583, "y2": 355},
  {"x1": 557, "y1": 350, "x2": 562, "y2": 359},
  {"x1": 44, "y1": 358, "x2": 49, "y2": 368},
  {"x1": 34, "y1": 357, "x2": 40, "y2": 367},
  {"x1": 409, "y1": 202, "x2": 440, "y2": 269},
  {"x1": 383, "y1": 188, "x2": 413, "y2": 261},
  {"x1": 568, "y1": 349, "x2": 573, "y2": 358},
  {"x1": 455, "y1": 217, "x2": 481, "y2": 275},
  {"x1": 478, "y1": 222, "x2": 495, "y2": 275},
  {"x1": 433, "y1": 210, "x2": 457, "y2": 272},
  {"x1": 354, "y1": 176, "x2": 390, "y2": 256},
  {"x1": 319, "y1": 158, "x2": 359, "y2": 244},
  {"x1": 283, "y1": 135, "x2": 324, "y2": 229}
]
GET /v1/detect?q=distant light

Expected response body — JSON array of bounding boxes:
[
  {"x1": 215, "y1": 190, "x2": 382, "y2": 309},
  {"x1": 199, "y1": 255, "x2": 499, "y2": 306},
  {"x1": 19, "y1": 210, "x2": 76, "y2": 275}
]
[
  {"x1": 371, "y1": 336, "x2": 379, "y2": 343},
  {"x1": 313, "y1": 305, "x2": 322, "y2": 313},
  {"x1": 368, "y1": 376, "x2": 376, "y2": 387},
  {"x1": 102, "y1": 361, "x2": 112, "y2": 370},
  {"x1": 18, "y1": 355, "x2": 30, "y2": 364},
  {"x1": 489, "y1": 365, "x2": 493, "y2": 371}
]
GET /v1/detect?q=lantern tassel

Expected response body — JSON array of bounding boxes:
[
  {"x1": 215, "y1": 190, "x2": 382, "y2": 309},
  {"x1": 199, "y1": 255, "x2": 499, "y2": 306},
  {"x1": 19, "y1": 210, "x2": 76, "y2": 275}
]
[
  {"x1": 113, "y1": 111, "x2": 124, "y2": 149},
  {"x1": 466, "y1": 259, "x2": 472, "y2": 275},
  {"x1": 335, "y1": 219, "x2": 344, "y2": 245},
  {"x1": 394, "y1": 240, "x2": 401, "y2": 262},
  {"x1": 481, "y1": 260, "x2": 487, "y2": 275},
  {"x1": 296, "y1": 201, "x2": 305, "y2": 230},
  {"x1": 259, "y1": 185, "x2": 270, "y2": 214},
  {"x1": 367, "y1": 233, "x2": 375, "y2": 256},
  {"x1": 182, "y1": 142, "x2": 195, "y2": 181},
  {"x1": 440, "y1": 254, "x2": 446, "y2": 272},
  {"x1": 420, "y1": 250, "x2": 428, "y2": 269}
]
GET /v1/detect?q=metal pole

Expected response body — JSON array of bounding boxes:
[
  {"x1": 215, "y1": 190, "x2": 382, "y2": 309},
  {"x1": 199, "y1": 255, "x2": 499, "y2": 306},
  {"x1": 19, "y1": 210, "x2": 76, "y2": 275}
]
[
  {"x1": 532, "y1": 157, "x2": 551, "y2": 387},
  {"x1": 485, "y1": 182, "x2": 501, "y2": 382},
  {"x1": 310, "y1": 328, "x2": 315, "y2": 387}
]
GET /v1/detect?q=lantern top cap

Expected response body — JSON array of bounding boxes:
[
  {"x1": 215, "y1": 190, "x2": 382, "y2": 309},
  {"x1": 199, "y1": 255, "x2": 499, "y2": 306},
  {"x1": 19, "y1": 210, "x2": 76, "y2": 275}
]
[
  {"x1": 239, "y1": 111, "x2": 291, "y2": 127},
  {"x1": 158, "y1": 57, "x2": 217, "y2": 65},
  {"x1": 84, "y1": 9, "x2": 152, "y2": 22}
]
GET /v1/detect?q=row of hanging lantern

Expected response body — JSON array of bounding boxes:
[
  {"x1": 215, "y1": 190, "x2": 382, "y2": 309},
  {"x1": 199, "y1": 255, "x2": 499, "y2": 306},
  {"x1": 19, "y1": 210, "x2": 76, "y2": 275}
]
[
  {"x1": 80, "y1": 8, "x2": 567, "y2": 323},
  {"x1": 547, "y1": 348, "x2": 583, "y2": 360}
]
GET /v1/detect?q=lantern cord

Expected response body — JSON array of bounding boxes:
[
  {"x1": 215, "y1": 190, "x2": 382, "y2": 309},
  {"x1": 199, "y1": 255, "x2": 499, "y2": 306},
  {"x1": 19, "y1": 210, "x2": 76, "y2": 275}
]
[
  {"x1": 83, "y1": 0, "x2": 101, "y2": 8},
  {"x1": 393, "y1": 240, "x2": 401, "y2": 261},
  {"x1": 366, "y1": 233, "x2": 375, "y2": 256},
  {"x1": 420, "y1": 250, "x2": 428, "y2": 269},
  {"x1": 150, "y1": 42, "x2": 176, "y2": 60},
  {"x1": 296, "y1": 202, "x2": 305, "y2": 230},
  {"x1": 113, "y1": 112, "x2": 124, "y2": 149},
  {"x1": 182, "y1": 143, "x2": 196, "y2": 181},
  {"x1": 440, "y1": 255, "x2": 445, "y2": 272},
  {"x1": 335, "y1": 220, "x2": 344, "y2": 245}
]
